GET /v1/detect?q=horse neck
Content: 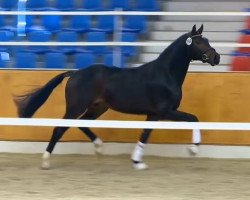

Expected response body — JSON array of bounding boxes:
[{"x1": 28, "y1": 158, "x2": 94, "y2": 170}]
[{"x1": 156, "y1": 35, "x2": 191, "y2": 86}]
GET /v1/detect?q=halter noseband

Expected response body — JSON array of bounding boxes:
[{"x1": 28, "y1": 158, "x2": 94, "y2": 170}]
[{"x1": 186, "y1": 34, "x2": 214, "y2": 62}]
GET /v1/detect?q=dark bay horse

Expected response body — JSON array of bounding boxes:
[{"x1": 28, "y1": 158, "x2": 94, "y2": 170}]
[{"x1": 14, "y1": 25, "x2": 220, "y2": 170}]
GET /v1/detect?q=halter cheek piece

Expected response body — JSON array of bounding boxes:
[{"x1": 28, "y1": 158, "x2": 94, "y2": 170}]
[{"x1": 186, "y1": 34, "x2": 214, "y2": 62}]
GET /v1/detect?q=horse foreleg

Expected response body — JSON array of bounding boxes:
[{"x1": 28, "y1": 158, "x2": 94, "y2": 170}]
[
  {"x1": 78, "y1": 127, "x2": 103, "y2": 155},
  {"x1": 131, "y1": 129, "x2": 152, "y2": 170},
  {"x1": 162, "y1": 110, "x2": 201, "y2": 155},
  {"x1": 188, "y1": 129, "x2": 201, "y2": 155}
]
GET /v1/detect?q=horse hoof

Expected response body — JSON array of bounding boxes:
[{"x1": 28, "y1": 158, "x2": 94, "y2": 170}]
[
  {"x1": 132, "y1": 162, "x2": 149, "y2": 170},
  {"x1": 188, "y1": 144, "x2": 200, "y2": 155},
  {"x1": 41, "y1": 160, "x2": 50, "y2": 170},
  {"x1": 94, "y1": 138, "x2": 103, "y2": 155}
]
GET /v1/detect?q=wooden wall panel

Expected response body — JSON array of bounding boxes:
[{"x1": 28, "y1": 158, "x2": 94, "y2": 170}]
[{"x1": 1, "y1": 70, "x2": 250, "y2": 145}]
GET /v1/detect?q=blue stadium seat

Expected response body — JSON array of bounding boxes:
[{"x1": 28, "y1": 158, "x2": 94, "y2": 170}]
[
  {"x1": 64, "y1": 16, "x2": 91, "y2": 33},
  {"x1": 134, "y1": 0, "x2": 159, "y2": 11},
  {"x1": 27, "y1": 30, "x2": 52, "y2": 54},
  {"x1": 122, "y1": 16, "x2": 147, "y2": 33},
  {"x1": 26, "y1": 0, "x2": 49, "y2": 11},
  {"x1": 86, "y1": 32, "x2": 109, "y2": 54},
  {"x1": 24, "y1": 15, "x2": 35, "y2": 33},
  {"x1": 0, "y1": 30, "x2": 14, "y2": 52},
  {"x1": 104, "y1": 53, "x2": 126, "y2": 68},
  {"x1": 45, "y1": 52, "x2": 66, "y2": 68},
  {"x1": 121, "y1": 32, "x2": 138, "y2": 56},
  {"x1": 1, "y1": 0, "x2": 18, "y2": 10},
  {"x1": 107, "y1": 0, "x2": 130, "y2": 11},
  {"x1": 79, "y1": 0, "x2": 102, "y2": 11},
  {"x1": 91, "y1": 15, "x2": 115, "y2": 33},
  {"x1": 15, "y1": 52, "x2": 37, "y2": 68},
  {"x1": 74, "y1": 53, "x2": 96, "y2": 69},
  {"x1": 55, "y1": 0, "x2": 74, "y2": 11},
  {"x1": 42, "y1": 15, "x2": 62, "y2": 33},
  {"x1": 0, "y1": 15, "x2": 16, "y2": 32},
  {"x1": 28, "y1": 15, "x2": 62, "y2": 33},
  {"x1": 0, "y1": 30, "x2": 14, "y2": 41},
  {"x1": 55, "y1": 31, "x2": 79, "y2": 54}
]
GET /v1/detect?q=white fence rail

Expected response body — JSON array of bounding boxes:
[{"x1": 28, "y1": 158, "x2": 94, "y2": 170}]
[
  {"x1": 1, "y1": 118, "x2": 250, "y2": 131},
  {"x1": 0, "y1": 11, "x2": 250, "y2": 16},
  {"x1": 0, "y1": 42, "x2": 249, "y2": 47}
]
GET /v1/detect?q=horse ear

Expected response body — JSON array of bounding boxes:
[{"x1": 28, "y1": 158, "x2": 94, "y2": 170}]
[
  {"x1": 191, "y1": 25, "x2": 196, "y2": 35},
  {"x1": 197, "y1": 24, "x2": 203, "y2": 34}
]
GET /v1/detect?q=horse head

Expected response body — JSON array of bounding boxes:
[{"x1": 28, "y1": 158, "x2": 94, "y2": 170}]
[{"x1": 187, "y1": 24, "x2": 220, "y2": 66}]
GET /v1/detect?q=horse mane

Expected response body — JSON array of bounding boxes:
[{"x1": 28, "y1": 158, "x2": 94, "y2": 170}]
[{"x1": 157, "y1": 33, "x2": 189, "y2": 61}]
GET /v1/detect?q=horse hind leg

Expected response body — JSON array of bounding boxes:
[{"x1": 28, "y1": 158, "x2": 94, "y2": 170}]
[
  {"x1": 78, "y1": 102, "x2": 108, "y2": 155},
  {"x1": 42, "y1": 103, "x2": 88, "y2": 169}
]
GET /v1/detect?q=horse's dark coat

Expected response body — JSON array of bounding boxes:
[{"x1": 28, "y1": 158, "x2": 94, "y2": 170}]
[{"x1": 14, "y1": 25, "x2": 220, "y2": 154}]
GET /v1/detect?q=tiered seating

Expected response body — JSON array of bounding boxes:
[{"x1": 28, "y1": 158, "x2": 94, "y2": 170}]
[
  {"x1": 0, "y1": 0, "x2": 160, "y2": 69},
  {"x1": 104, "y1": 53, "x2": 126, "y2": 68},
  {"x1": 56, "y1": 30, "x2": 79, "y2": 54},
  {"x1": 133, "y1": 0, "x2": 159, "y2": 11},
  {"x1": 45, "y1": 52, "x2": 66, "y2": 68},
  {"x1": 231, "y1": 15, "x2": 250, "y2": 71},
  {"x1": 122, "y1": 16, "x2": 147, "y2": 33},
  {"x1": 85, "y1": 31, "x2": 109, "y2": 54},
  {"x1": 26, "y1": 30, "x2": 52, "y2": 53},
  {"x1": 91, "y1": 15, "x2": 115, "y2": 33},
  {"x1": 14, "y1": 52, "x2": 37, "y2": 68},
  {"x1": 74, "y1": 53, "x2": 96, "y2": 69},
  {"x1": 1, "y1": 0, "x2": 17, "y2": 11},
  {"x1": 64, "y1": 16, "x2": 91, "y2": 33},
  {"x1": 106, "y1": 0, "x2": 130, "y2": 11}
]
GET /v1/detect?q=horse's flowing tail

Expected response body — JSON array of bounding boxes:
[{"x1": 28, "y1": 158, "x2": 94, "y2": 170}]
[{"x1": 14, "y1": 71, "x2": 73, "y2": 118}]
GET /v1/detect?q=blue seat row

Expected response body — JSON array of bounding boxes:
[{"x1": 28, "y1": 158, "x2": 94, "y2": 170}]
[
  {"x1": 10, "y1": 52, "x2": 127, "y2": 69},
  {"x1": 0, "y1": 0, "x2": 159, "y2": 11},
  {"x1": 21, "y1": 15, "x2": 147, "y2": 34},
  {"x1": 0, "y1": 15, "x2": 147, "y2": 34},
  {"x1": 1, "y1": 30, "x2": 138, "y2": 56}
]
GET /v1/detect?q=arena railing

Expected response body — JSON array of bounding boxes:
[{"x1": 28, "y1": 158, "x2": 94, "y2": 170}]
[
  {"x1": 0, "y1": 10, "x2": 249, "y2": 49},
  {"x1": 2, "y1": 118, "x2": 250, "y2": 131},
  {"x1": 1, "y1": 11, "x2": 250, "y2": 133}
]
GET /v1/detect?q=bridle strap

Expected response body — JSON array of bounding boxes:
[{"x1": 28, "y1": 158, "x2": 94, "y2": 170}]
[
  {"x1": 201, "y1": 47, "x2": 215, "y2": 61},
  {"x1": 187, "y1": 34, "x2": 215, "y2": 62},
  {"x1": 191, "y1": 34, "x2": 202, "y2": 39}
]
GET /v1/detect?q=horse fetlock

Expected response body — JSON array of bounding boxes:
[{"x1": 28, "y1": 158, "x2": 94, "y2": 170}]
[
  {"x1": 131, "y1": 141, "x2": 145, "y2": 162},
  {"x1": 41, "y1": 151, "x2": 51, "y2": 170},
  {"x1": 93, "y1": 138, "x2": 103, "y2": 155},
  {"x1": 188, "y1": 144, "x2": 200, "y2": 155}
]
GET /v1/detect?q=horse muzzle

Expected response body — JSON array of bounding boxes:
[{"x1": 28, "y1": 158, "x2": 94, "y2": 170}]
[{"x1": 202, "y1": 49, "x2": 220, "y2": 66}]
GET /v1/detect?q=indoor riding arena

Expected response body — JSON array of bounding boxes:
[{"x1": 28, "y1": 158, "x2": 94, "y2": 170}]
[{"x1": 1, "y1": 0, "x2": 250, "y2": 199}]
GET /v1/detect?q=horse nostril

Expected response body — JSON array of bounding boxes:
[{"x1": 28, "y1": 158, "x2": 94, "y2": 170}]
[{"x1": 202, "y1": 54, "x2": 208, "y2": 61}]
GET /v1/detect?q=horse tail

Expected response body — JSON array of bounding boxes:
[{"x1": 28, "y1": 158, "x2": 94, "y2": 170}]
[{"x1": 14, "y1": 71, "x2": 73, "y2": 118}]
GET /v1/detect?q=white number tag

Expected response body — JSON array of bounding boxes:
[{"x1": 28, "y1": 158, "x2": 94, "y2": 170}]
[{"x1": 186, "y1": 37, "x2": 192, "y2": 46}]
